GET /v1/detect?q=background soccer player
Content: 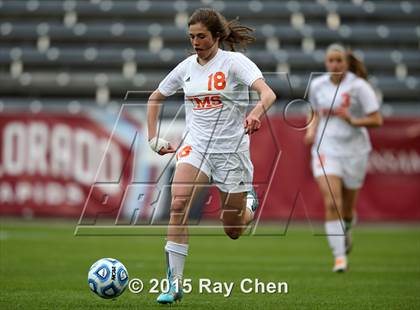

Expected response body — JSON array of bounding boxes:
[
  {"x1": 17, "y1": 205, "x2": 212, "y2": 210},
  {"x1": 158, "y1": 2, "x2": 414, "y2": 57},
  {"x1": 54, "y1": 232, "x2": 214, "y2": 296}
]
[
  {"x1": 304, "y1": 43, "x2": 383, "y2": 272},
  {"x1": 147, "y1": 8, "x2": 276, "y2": 304}
]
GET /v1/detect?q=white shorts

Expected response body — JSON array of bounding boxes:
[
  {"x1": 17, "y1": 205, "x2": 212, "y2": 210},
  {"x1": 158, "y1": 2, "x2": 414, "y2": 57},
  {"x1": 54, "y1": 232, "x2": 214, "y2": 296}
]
[
  {"x1": 176, "y1": 145, "x2": 253, "y2": 193},
  {"x1": 311, "y1": 153, "x2": 369, "y2": 189}
]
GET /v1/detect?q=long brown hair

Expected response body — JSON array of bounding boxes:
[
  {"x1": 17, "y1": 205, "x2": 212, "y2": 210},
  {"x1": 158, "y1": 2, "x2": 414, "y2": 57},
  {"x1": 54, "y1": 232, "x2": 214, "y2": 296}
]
[
  {"x1": 188, "y1": 8, "x2": 255, "y2": 51},
  {"x1": 327, "y1": 43, "x2": 369, "y2": 80}
]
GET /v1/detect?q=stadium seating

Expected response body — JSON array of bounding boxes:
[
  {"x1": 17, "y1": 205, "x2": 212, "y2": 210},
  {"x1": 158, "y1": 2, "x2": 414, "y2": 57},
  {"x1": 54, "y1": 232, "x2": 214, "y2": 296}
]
[{"x1": 0, "y1": 0, "x2": 419, "y2": 109}]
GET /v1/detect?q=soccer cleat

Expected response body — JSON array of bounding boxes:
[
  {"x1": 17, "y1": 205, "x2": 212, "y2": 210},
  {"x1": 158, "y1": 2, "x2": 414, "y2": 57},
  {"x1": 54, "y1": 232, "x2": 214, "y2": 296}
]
[
  {"x1": 156, "y1": 283, "x2": 183, "y2": 304},
  {"x1": 333, "y1": 256, "x2": 348, "y2": 273},
  {"x1": 156, "y1": 288, "x2": 183, "y2": 304},
  {"x1": 156, "y1": 269, "x2": 183, "y2": 304},
  {"x1": 246, "y1": 188, "x2": 259, "y2": 213}
]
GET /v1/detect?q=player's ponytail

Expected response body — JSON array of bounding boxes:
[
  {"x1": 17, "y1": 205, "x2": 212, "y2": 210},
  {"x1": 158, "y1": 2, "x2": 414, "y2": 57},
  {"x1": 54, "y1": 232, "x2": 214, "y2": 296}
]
[
  {"x1": 222, "y1": 17, "x2": 256, "y2": 51},
  {"x1": 188, "y1": 8, "x2": 256, "y2": 51},
  {"x1": 326, "y1": 43, "x2": 369, "y2": 80},
  {"x1": 346, "y1": 50, "x2": 368, "y2": 80}
]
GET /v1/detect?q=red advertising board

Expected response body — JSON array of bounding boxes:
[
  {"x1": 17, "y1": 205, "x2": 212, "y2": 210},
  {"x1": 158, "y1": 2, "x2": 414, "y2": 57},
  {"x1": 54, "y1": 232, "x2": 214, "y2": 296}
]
[{"x1": 0, "y1": 110, "x2": 138, "y2": 218}]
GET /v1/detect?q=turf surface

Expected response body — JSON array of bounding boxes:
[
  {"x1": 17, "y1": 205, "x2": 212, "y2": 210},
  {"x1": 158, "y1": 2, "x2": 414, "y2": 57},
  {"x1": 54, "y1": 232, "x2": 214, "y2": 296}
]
[{"x1": 0, "y1": 220, "x2": 419, "y2": 309}]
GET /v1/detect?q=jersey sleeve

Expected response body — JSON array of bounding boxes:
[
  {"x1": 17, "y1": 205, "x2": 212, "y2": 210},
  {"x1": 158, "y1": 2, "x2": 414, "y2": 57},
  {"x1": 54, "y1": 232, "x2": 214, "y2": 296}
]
[
  {"x1": 308, "y1": 82, "x2": 317, "y2": 108},
  {"x1": 308, "y1": 79, "x2": 318, "y2": 108},
  {"x1": 231, "y1": 53, "x2": 263, "y2": 87},
  {"x1": 158, "y1": 60, "x2": 187, "y2": 97},
  {"x1": 356, "y1": 79, "x2": 380, "y2": 114}
]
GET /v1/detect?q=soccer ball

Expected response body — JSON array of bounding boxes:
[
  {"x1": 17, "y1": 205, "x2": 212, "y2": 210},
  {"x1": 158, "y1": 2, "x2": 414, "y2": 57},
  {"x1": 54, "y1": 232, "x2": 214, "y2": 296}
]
[{"x1": 88, "y1": 258, "x2": 129, "y2": 299}]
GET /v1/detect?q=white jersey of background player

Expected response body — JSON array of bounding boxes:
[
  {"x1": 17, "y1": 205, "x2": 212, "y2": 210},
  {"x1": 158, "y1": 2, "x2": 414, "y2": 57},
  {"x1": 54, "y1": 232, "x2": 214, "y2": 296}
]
[
  {"x1": 147, "y1": 8, "x2": 276, "y2": 305},
  {"x1": 305, "y1": 43, "x2": 383, "y2": 273},
  {"x1": 309, "y1": 71, "x2": 379, "y2": 157}
]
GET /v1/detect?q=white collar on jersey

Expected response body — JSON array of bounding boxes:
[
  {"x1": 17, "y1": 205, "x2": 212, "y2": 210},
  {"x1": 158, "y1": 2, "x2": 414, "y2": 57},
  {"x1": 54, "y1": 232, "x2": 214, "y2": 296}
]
[
  {"x1": 328, "y1": 70, "x2": 356, "y2": 85},
  {"x1": 195, "y1": 48, "x2": 222, "y2": 68}
]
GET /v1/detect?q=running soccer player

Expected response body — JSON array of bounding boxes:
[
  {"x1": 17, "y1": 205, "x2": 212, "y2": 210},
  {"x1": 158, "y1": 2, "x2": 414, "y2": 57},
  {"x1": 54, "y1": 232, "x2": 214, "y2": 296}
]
[
  {"x1": 304, "y1": 43, "x2": 383, "y2": 272},
  {"x1": 147, "y1": 8, "x2": 276, "y2": 303}
]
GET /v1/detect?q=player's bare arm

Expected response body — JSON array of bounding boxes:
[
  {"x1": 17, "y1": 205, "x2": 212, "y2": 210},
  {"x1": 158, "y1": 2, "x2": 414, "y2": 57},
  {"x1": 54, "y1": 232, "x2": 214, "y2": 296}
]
[
  {"x1": 304, "y1": 112, "x2": 320, "y2": 145},
  {"x1": 147, "y1": 89, "x2": 176, "y2": 155},
  {"x1": 336, "y1": 109, "x2": 383, "y2": 127},
  {"x1": 244, "y1": 78, "x2": 277, "y2": 134}
]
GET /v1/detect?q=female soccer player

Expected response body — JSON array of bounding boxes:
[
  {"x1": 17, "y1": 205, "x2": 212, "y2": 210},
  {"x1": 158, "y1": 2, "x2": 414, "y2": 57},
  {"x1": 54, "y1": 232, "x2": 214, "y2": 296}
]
[
  {"x1": 147, "y1": 8, "x2": 276, "y2": 303},
  {"x1": 304, "y1": 43, "x2": 383, "y2": 272}
]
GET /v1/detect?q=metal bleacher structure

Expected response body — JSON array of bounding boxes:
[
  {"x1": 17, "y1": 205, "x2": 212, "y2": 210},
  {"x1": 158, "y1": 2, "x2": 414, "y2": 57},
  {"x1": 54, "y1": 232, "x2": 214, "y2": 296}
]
[{"x1": 0, "y1": 0, "x2": 419, "y2": 115}]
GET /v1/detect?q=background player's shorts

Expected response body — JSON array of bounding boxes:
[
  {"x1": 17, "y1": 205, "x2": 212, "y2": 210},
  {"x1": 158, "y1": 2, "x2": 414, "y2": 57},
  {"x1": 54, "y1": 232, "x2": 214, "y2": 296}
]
[
  {"x1": 176, "y1": 145, "x2": 253, "y2": 193},
  {"x1": 311, "y1": 153, "x2": 369, "y2": 189}
]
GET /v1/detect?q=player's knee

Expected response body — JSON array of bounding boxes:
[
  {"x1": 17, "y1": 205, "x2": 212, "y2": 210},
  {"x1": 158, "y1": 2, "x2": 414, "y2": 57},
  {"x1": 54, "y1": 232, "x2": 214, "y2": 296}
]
[
  {"x1": 224, "y1": 227, "x2": 241, "y2": 240},
  {"x1": 170, "y1": 197, "x2": 188, "y2": 214},
  {"x1": 324, "y1": 198, "x2": 342, "y2": 218}
]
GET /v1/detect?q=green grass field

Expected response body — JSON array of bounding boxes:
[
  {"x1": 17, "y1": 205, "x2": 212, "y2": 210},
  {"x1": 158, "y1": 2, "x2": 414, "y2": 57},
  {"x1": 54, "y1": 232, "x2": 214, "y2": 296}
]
[{"x1": 0, "y1": 220, "x2": 419, "y2": 309}]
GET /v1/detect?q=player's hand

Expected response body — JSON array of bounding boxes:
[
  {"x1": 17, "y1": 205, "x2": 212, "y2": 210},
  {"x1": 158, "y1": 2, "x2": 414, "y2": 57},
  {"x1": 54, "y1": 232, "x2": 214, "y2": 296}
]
[
  {"x1": 304, "y1": 131, "x2": 315, "y2": 145},
  {"x1": 335, "y1": 106, "x2": 353, "y2": 125},
  {"x1": 157, "y1": 145, "x2": 176, "y2": 155},
  {"x1": 244, "y1": 114, "x2": 261, "y2": 135},
  {"x1": 148, "y1": 137, "x2": 176, "y2": 155}
]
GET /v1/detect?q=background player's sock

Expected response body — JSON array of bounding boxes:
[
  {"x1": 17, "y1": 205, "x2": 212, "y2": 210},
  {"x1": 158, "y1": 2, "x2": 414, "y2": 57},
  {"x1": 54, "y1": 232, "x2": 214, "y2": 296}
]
[
  {"x1": 344, "y1": 217, "x2": 355, "y2": 254},
  {"x1": 344, "y1": 219, "x2": 352, "y2": 232},
  {"x1": 165, "y1": 241, "x2": 189, "y2": 285},
  {"x1": 325, "y1": 220, "x2": 346, "y2": 258},
  {"x1": 344, "y1": 215, "x2": 357, "y2": 231}
]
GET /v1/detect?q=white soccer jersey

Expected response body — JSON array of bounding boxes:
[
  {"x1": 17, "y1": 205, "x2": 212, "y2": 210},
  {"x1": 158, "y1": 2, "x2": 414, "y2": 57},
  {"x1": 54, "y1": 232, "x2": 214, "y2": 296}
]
[
  {"x1": 309, "y1": 71, "x2": 380, "y2": 156},
  {"x1": 158, "y1": 49, "x2": 263, "y2": 153}
]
